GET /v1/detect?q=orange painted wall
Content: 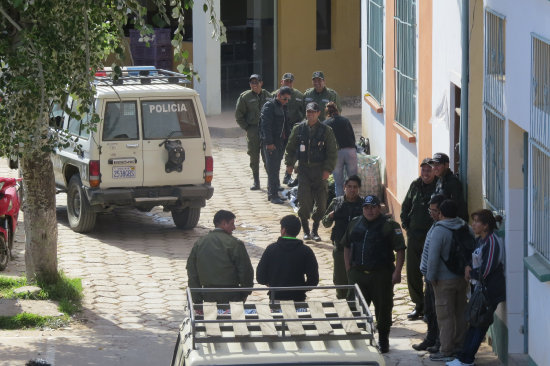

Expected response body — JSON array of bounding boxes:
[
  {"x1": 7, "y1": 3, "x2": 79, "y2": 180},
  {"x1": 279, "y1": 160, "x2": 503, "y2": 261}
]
[
  {"x1": 418, "y1": 1, "x2": 433, "y2": 165},
  {"x1": 384, "y1": 0, "x2": 397, "y2": 199}
]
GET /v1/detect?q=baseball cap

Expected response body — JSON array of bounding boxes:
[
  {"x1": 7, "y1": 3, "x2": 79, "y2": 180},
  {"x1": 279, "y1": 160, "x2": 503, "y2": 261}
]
[
  {"x1": 420, "y1": 157, "x2": 432, "y2": 167},
  {"x1": 306, "y1": 102, "x2": 320, "y2": 112},
  {"x1": 429, "y1": 152, "x2": 450, "y2": 164},
  {"x1": 312, "y1": 71, "x2": 325, "y2": 79},
  {"x1": 249, "y1": 74, "x2": 262, "y2": 82},
  {"x1": 282, "y1": 72, "x2": 294, "y2": 81},
  {"x1": 362, "y1": 195, "x2": 381, "y2": 207}
]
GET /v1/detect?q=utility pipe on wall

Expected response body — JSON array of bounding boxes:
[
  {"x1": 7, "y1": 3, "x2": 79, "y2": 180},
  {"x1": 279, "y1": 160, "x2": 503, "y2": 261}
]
[{"x1": 459, "y1": 0, "x2": 469, "y2": 195}]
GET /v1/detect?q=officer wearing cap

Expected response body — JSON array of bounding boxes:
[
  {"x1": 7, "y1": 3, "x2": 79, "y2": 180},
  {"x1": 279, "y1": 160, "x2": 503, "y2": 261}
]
[
  {"x1": 341, "y1": 195, "x2": 406, "y2": 353},
  {"x1": 429, "y1": 152, "x2": 468, "y2": 221},
  {"x1": 400, "y1": 158, "x2": 437, "y2": 320},
  {"x1": 304, "y1": 71, "x2": 342, "y2": 121},
  {"x1": 272, "y1": 73, "x2": 305, "y2": 185},
  {"x1": 284, "y1": 102, "x2": 337, "y2": 242},
  {"x1": 235, "y1": 74, "x2": 272, "y2": 190}
]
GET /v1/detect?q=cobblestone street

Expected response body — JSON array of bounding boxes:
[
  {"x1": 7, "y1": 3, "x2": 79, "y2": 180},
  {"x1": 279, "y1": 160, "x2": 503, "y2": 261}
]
[{"x1": 0, "y1": 136, "x2": 501, "y2": 365}]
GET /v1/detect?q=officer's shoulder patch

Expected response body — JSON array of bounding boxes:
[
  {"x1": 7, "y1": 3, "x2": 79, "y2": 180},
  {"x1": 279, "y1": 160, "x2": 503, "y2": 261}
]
[{"x1": 394, "y1": 228, "x2": 403, "y2": 235}]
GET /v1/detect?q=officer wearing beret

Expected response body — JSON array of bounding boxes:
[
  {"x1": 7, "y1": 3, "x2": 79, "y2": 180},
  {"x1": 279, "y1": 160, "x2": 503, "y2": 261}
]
[
  {"x1": 285, "y1": 102, "x2": 337, "y2": 242},
  {"x1": 341, "y1": 195, "x2": 406, "y2": 353},
  {"x1": 235, "y1": 74, "x2": 272, "y2": 190},
  {"x1": 304, "y1": 71, "x2": 342, "y2": 121}
]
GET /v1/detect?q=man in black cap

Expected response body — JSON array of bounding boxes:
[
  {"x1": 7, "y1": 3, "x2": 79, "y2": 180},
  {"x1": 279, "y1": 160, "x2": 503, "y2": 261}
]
[
  {"x1": 235, "y1": 74, "x2": 272, "y2": 190},
  {"x1": 260, "y1": 86, "x2": 292, "y2": 204},
  {"x1": 400, "y1": 158, "x2": 437, "y2": 320},
  {"x1": 272, "y1": 73, "x2": 305, "y2": 185},
  {"x1": 304, "y1": 71, "x2": 342, "y2": 121},
  {"x1": 284, "y1": 102, "x2": 337, "y2": 241},
  {"x1": 341, "y1": 194, "x2": 406, "y2": 353},
  {"x1": 429, "y1": 152, "x2": 468, "y2": 221}
]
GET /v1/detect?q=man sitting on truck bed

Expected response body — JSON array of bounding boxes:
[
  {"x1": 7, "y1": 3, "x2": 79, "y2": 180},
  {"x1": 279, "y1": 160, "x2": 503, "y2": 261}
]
[
  {"x1": 256, "y1": 215, "x2": 319, "y2": 301},
  {"x1": 186, "y1": 210, "x2": 254, "y2": 303}
]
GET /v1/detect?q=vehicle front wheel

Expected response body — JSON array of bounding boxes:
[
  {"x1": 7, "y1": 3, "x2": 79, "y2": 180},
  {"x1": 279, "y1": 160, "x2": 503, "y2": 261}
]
[
  {"x1": 67, "y1": 175, "x2": 97, "y2": 233},
  {"x1": 172, "y1": 207, "x2": 200, "y2": 230},
  {"x1": 0, "y1": 236, "x2": 8, "y2": 271}
]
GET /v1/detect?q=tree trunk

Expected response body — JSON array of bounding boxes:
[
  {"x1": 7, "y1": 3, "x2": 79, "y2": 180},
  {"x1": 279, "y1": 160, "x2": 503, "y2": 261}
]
[{"x1": 20, "y1": 151, "x2": 58, "y2": 284}]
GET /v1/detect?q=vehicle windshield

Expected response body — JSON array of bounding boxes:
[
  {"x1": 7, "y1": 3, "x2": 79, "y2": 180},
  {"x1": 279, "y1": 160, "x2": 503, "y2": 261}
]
[{"x1": 141, "y1": 100, "x2": 201, "y2": 139}]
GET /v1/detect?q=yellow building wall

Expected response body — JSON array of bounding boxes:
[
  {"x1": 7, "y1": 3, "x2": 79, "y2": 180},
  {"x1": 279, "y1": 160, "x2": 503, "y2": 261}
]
[
  {"x1": 467, "y1": 0, "x2": 485, "y2": 214},
  {"x1": 277, "y1": 0, "x2": 361, "y2": 96}
]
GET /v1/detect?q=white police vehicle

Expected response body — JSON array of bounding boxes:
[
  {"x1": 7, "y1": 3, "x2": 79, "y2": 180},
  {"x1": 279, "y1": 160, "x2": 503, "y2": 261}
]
[{"x1": 50, "y1": 67, "x2": 213, "y2": 232}]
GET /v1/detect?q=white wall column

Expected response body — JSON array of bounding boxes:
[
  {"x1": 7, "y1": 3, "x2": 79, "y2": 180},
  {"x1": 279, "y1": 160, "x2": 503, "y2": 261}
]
[{"x1": 193, "y1": 0, "x2": 221, "y2": 116}]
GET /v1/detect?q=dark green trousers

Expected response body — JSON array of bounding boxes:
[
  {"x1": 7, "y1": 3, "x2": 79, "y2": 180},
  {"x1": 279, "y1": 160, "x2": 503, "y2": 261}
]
[
  {"x1": 348, "y1": 266, "x2": 394, "y2": 336},
  {"x1": 297, "y1": 165, "x2": 328, "y2": 223},
  {"x1": 332, "y1": 247, "x2": 348, "y2": 299},
  {"x1": 246, "y1": 126, "x2": 261, "y2": 176},
  {"x1": 406, "y1": 234, "x2": 426, "y2": 310}
]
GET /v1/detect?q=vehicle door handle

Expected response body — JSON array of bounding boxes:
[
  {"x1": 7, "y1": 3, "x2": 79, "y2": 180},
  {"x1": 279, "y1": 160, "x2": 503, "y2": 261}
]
[{"x1": 126, "y1": 143, "x2": 139, "y2": 148}]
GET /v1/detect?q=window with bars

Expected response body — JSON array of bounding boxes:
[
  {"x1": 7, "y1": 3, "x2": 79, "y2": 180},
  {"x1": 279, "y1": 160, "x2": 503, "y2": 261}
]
[
  {"x1": 483, "y1": 10, "x2": 506, "y2": 214},
  {"x1": 316, "y1": 0, "x2": 332, "y2": 50},
  {"x1": 530, "y1": 35, "x2": 550, "y2": 261},
  {"x1": 366, "y1": 0, "x2": 384, "y2": 105},
  {"x1": 394, "y1": 0, "x2": 416, "y2": 133}
]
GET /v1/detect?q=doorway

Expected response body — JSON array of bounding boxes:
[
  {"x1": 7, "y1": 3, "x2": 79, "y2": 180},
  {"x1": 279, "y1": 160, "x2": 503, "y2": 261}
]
[{"x1": 451, "y1": 83, "x2": 461, "y2": 174}]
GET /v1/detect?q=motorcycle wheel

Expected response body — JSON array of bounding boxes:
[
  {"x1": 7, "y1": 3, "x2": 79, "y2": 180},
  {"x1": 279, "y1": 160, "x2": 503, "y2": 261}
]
[{"x1": 0, "y1": 236, "x2": 8, "y2": 271}]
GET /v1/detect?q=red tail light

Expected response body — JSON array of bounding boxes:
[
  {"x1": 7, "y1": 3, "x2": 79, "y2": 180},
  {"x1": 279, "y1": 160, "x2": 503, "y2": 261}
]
[
  {"x1": 89, "y1": 160, "x2": 101, "y2": 187},
  {"x1": 205, "y1": 156, "x2": 213, "y2": 183}
]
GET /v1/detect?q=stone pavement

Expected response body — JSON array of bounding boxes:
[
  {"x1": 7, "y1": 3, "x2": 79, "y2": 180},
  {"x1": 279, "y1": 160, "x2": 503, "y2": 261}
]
[{"x1": 0, "y1": 133, "x2": 502, "y2": 365}]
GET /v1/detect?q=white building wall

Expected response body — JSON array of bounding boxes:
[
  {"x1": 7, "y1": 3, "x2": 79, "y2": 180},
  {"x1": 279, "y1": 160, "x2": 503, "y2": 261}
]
[{"x1": 431, "y1": 0, "x2": 462, "y2": 160}]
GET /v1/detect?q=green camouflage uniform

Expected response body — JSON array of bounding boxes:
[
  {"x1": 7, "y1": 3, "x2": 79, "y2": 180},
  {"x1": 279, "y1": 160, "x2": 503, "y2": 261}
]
[
  {"x1": 303, "y1": 87, "x2": 341, "y2": 121},
  {"x1": 235, "y1": 89, "x2": 272, "y2": 176},
  {"x1": 186, "y1": 228, "x2": 254, "y2": 304},
  {"x1": 284, "y1": 121, "x2": 337, "y2": 225}
]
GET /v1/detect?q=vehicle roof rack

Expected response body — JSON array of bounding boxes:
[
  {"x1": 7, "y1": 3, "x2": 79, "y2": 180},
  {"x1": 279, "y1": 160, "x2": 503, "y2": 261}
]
[
  {"x1": 94, "y1": 67, "x2": 190, "y2": 86},
  {"x1": 185, "y1": 285, "x2": 376, "y2": 350}
]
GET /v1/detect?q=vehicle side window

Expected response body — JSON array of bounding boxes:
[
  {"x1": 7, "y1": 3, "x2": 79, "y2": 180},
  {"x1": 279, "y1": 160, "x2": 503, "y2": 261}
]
[
  {"x1": 141, "y1": 100, "x2": 201, "y2": 139},
  {"x1": 49, "y1": 103, "x2": 65, "y2": 129},
  {"x1": 102, "y1": 101, "x2": 139, "y2": 141},
  {"x1": 67, "y1": 100, "x2": 92, "y2": 140}
]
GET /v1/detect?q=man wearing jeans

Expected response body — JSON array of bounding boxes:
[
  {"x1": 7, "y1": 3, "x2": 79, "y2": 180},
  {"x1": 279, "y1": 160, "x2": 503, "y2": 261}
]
[{"x1": 426, "y1": 200, "x2": 469, "y2": 362}]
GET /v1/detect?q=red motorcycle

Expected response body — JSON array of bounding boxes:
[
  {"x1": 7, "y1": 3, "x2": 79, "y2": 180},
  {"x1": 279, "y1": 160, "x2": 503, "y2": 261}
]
[{"x1": 0, "y1": 177, "x2": 22, "y2": 270}]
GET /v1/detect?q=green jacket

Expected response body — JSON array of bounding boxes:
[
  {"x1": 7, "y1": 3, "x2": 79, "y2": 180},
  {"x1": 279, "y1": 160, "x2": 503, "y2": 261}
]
[
  {"x1": 235, "y1": 89, "x2": 272, "y2": 130},
  {"x1": 284, "y1": 121, "x2": 338, "y2": 172},
  {"x1": 303, "y1": 87, "x2": 341, "y2": 121},
  {"x1": 272, "y1": 87, "x2": 305, "y2": 125},
  {"x1": 400, "y1": 177, "x2": 437, "y2": 238},
  {"x1": 186, "y1": 229, "x2": 254, "y2": 300}
]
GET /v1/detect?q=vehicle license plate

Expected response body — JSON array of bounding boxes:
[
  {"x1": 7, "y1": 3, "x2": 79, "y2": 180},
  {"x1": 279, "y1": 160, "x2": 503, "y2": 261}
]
[{"x1": 113, "y1": 166, "x2": 136, "y2": 179}]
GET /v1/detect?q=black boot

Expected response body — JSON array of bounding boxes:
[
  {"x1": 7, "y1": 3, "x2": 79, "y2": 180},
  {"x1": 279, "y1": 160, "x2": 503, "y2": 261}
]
[
  {"x1": 250, "y1": 172, "x2": 260, "y2": 190},
  {"x1": 283, "y1": 172, "x2": 292, "y2": 185},
  {"x1": 378, "y1": 332, "x2": 390, "y2": 353},
  {"x1": 302, "y1": 219, "x2": 311, "y2": 240},
  {"x1": 311, "y1": 221, "x2": 321, "y2": 242}
]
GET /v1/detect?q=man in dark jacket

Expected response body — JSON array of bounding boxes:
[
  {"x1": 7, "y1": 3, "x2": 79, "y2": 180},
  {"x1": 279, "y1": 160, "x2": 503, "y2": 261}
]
[
  {"x1": 256, "y1": 215, "x2": 319, "y2": 301},
  {"x1": 429, "y1": 152, "x2": 468, "y2": 221},
  {"x1": 322, "y1": 175, "x2": 363, "y2": 298},
  {"x1": 260, "y1": 86, "x2": 292, "y2": 204},
  {"x1": 400, "y1": 158, "x2": 437, "y2": 319},
  {"x1": 186, "y1": 210, "x2": 254, "y2": 304}
]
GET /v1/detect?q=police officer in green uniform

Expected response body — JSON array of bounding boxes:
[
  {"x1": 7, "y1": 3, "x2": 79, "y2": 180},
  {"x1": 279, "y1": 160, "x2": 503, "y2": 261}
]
[
  {"x1": 341, "y1": 195, "x2": 406, "y2": 353},
  {"x1": 284, "y1": 102, "x2": 337, "y2": 242},
  {"x1": 429, "y1": 153, "x2": 468, "y2": 221},
  {"x1": 186, "y1": 210, "x2": 254, "y2": 304},
  {"x1": 272, "y1": 73, "x2": 305, "y2": 185},
  {"x1": 303, "y1": 71, "x2": 342, "y2": 121},
  {"x1": 235, "y1": 74, "x2": 272, "y2": 190},
  {"x1": 400, "y1": 158, "x2": 437, "y2": 320},
  {"x1": 322, "y1": 175, "x2": 363, "y2": 299}
]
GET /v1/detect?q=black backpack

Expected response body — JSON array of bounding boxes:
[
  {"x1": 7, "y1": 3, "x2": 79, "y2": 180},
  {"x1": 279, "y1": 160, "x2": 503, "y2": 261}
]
[{"x1": 442, "y1": 225, "x2": 476, "y2": 276}]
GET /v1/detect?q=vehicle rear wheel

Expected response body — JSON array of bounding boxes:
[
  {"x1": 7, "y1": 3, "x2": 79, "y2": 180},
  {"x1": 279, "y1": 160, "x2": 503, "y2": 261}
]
[
  {"x1": 172, "y1": 207, "x2": 200, "y2": 230},
  {"x1": 67, "y1": 175, "x2": 97, "y2": 233},
  {"x1": 0, "y1": 236, "x2": 8, "y2": 271}
]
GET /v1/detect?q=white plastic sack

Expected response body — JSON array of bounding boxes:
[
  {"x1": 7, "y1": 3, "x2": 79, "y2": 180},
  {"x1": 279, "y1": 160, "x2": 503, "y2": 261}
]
[{"x1": 357, "y1": 154, "x2": 382, "y2": 199}]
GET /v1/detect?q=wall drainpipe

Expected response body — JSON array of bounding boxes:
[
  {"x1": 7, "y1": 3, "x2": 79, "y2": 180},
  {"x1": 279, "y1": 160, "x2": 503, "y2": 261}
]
[{"x1": 459, "y1": 0, "x2": 469, "y2": 195}]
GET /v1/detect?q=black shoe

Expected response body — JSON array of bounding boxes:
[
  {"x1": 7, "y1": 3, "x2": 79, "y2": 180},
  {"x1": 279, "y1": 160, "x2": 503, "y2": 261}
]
[
  {"x1": 303, "y1": 233, "x2": 312, "y2": 240},
  {"x1": 311, "y1": 232, "x2": 321, "y2": 242},
  {"x1": 378, "y1": 339, "x2": 389, "y2": 354},
  {"x1": 250, "y1": 182, "x2": 260, "y2": 190},
  {"x1": 283, "y1": 172, "x2": 292, "y2": 185},
  {"x1": 407, "y1": 308, "x2": 424, "y2": 320},
  {"x1": 412, "y1": 340, "x2": 434, "y2": 351},
  {"x1": 270, "y1": 197, "x2": 284, "y2": 204},
  {"x1": 287, "y1": 178, "x2": 299, "y2": 187}
]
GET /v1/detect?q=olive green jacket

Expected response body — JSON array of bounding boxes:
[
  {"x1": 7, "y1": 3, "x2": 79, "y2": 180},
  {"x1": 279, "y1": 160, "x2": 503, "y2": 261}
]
[
  {"x1": 272, "y1": 88, "x2": 305, "y2": 125},
  {"x1": 284, "y1": 121, "x2": 337, "y2": 173},
  {"x1": 186, "y1": 229, "x2": 254, "y2": 294},
  {"x1": 303, "y1": 87, "x2": 341, "y2": 121},
  {"x1": 235, "y1": 89, "x2": 272, "y2": 130},
  {"x1": 400, "y1": 177, "x2": 437, "y2": 238}
]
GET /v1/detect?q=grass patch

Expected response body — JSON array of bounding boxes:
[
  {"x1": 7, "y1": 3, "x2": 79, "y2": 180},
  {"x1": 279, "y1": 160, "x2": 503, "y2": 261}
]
[{"x1": 0, "y1": 313, "x2": 70, "y2": 330}]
